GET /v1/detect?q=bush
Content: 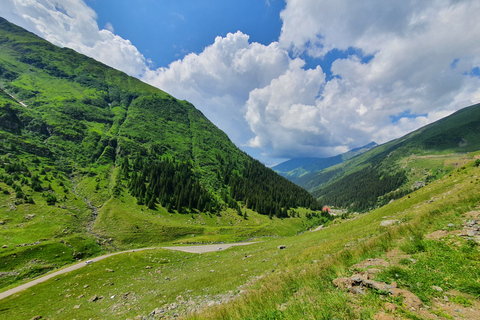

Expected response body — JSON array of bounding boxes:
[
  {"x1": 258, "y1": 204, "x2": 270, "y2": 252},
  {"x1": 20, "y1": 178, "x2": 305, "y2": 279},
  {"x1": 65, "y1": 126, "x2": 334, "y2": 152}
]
[{"x1": 45, "y1": 193, "x2": 57, "y2": 205}]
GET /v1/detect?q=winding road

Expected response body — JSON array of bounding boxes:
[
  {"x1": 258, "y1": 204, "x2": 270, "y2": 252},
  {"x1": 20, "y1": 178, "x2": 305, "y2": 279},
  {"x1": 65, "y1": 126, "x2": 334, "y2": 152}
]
[{"x1": 0, "y1": 242, "x2": 256, "y2": 301}]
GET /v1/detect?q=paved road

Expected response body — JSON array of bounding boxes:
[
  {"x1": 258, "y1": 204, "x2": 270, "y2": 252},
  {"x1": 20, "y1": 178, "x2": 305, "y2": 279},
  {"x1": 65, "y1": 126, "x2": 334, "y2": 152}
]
[{"x1": 0, "y1": 242, "x2": 256, "y2": 301}]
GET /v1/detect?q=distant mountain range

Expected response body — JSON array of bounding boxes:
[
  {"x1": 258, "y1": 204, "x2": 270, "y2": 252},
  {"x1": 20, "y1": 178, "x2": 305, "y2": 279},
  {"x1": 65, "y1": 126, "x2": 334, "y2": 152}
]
[{"x1": 272, "y1": 142, "x2": 378, "y2": 179}]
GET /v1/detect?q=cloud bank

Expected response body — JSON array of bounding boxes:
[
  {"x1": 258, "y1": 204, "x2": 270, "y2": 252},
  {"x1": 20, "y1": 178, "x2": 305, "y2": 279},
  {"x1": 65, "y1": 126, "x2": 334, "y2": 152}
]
[
  {"x1": 2, "y1": 0, "x2": 480, "y2": 162},
  {"x1": 2, "y1": 0, "x2": 147, "y2": 76}
]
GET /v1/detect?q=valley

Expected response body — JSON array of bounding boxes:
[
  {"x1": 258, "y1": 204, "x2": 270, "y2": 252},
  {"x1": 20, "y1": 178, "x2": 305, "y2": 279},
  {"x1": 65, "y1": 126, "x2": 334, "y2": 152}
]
[{"x1": 0, "y1": 16, "x2": 479, "y2": 320}]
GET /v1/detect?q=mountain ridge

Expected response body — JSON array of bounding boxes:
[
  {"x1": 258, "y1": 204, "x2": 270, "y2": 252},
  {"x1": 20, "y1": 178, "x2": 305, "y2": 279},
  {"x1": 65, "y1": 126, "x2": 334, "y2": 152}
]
[{"x1": 0, "y1": 17, "x2": 329, "y2": 290}]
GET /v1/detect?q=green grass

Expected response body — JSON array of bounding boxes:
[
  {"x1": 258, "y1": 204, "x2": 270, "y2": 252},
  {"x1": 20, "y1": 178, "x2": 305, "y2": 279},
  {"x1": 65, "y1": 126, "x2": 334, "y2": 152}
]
[
  {"x1": 1, "y1": 156, "x2": 479, "y2": 319},
  {"x1": 0, "y1": 16, "x2": 328, "y2": 294}
]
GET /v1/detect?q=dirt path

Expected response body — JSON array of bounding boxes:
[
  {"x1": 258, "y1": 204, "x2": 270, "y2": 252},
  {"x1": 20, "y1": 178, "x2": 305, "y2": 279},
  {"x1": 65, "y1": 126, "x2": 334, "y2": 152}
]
[
  {"x1": 0, "y1": 84, "x2": 29, "y2": 108},
  {"x1": 0, "y1": 242, "x2": 256, "y2": 300},
  {"x1": 162, "y1": 242, "x2": 256, "y2": 253}
]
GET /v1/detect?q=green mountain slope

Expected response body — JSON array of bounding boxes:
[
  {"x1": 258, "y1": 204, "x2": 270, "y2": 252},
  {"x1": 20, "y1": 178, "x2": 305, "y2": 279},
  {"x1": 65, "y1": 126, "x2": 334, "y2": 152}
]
[
  {"x1": 304, "y1": 103, "x2": 480, "y2": 212},
  {"x1": 0, "y1": 17, "x2": 328, "y2": 289},
  {"x1": 2, "y1": 143, "x2": 480, "y2": 320}
]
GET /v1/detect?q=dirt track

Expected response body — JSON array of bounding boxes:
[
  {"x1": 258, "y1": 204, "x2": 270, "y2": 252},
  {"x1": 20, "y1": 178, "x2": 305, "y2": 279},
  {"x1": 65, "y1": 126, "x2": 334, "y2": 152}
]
[{"x1": 0, "y1": 242, "x2": 256, "y2": 300}]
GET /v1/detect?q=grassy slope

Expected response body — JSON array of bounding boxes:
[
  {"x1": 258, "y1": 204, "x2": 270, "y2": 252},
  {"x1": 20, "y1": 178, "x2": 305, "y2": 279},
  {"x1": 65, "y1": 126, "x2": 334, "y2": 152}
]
[
  {"x1": 0, "y1": 17, "x2": 326, "y2": 291},
  {"x1": 1, "y1": 153, "x2": 479, "y2": 319}
]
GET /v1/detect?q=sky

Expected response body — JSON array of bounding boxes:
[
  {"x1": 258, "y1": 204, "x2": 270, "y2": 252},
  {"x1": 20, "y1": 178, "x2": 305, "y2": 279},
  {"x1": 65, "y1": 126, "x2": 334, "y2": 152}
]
[{"x1": 2, "y1": 0, "x2": 480, "y2": 166}]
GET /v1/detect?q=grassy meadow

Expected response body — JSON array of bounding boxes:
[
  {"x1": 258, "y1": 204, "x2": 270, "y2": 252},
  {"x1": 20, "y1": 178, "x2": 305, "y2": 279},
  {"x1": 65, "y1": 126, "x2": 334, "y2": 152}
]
[{"x1": 1, "y1": 153, "x2": 479, "y2": 319}]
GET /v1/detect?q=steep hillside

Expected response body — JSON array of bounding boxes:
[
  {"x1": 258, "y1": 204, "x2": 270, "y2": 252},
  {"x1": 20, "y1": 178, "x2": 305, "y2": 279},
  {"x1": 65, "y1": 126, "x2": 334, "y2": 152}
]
[
  {"x1": 0, "y1": 17, "x2": 327, "y2": 289},
  {"x1": 272, "y1": 142, "x2": 377, "y2": 179},
  {"x1": 304, "y1": 103, "x2": 480, "y2": 212},
  {"x1": 2, "y1": 148, "x2": 480, "y2": 320}
]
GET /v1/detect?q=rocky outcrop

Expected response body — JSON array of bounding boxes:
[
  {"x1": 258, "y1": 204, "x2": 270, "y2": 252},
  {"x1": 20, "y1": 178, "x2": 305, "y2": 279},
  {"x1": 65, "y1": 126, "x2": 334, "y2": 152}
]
[
  {"x1": 380, "y1": 220, "x2": 400, "y2": 227},
  {"x1": 458, "y1": 212, "x2": 480, "y2": 243},
  {"x1": 333, "y1": 273, "x2": 422, "y2": 311}
]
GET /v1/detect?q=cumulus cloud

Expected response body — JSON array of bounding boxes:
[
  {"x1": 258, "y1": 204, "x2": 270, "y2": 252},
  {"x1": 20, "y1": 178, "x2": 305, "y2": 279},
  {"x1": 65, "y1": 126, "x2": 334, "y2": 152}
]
[
  {"x1": 141, "y1": 31, "x2": 292, "y2": 142},
  {"x1": 265, "y1": 0, "x2": 480, "y2": 153},
  {"x1": 2, "y1": 0, "x2": 147, "y2": 76},
  {"x1": 245, "y1": 59, "x2": 328, "y2": 157}
]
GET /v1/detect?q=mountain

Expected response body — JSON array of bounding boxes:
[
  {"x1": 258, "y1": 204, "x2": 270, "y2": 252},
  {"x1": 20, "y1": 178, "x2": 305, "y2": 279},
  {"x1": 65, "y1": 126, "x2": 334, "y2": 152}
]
[
  {"x1": 0, "y1": 17, "x2": 328, "y2": 289},
  {"x1": 2, "y1": 18, "x2": 480, "y2": 320},
  {"x1": 303, "y1": 102, "x2": 480, "y2": 212},
  {"x1": 272, "y1": 142, "x2": 377, "y2": 179},
  {"x1": 2, "y1": 136, "x2": 480, "y2": 319}
]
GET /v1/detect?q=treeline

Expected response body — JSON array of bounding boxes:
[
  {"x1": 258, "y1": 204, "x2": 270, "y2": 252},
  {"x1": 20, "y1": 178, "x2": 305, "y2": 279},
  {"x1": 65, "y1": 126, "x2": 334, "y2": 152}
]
[
  {"x1": 127, "y1": 157, "x2": 217, "y2": 213},
  {"x1": 227, "y1": 159, "x2": 323, "y2": 217},
  {"x1": 313, "y1": 165, "x2": 407, "y2": 212},
  {"x1": 125, "y1": 156, "x2": 324, "y2": 218}
]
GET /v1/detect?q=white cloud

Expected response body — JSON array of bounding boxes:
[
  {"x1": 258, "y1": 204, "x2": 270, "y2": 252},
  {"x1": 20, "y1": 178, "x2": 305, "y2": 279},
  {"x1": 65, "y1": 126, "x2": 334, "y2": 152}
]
[
  {"x1": 141, "y1": 31, "x2": 292, "y2": 143},
  {"x1": 1, "y1": 0, "x2": 147, "y2": 76},
  {"x1": 270, "y1": 0, "x2": 480, "y2": 153},
  {"x1": 245, "y1": 60, "x2": 329, "y2": 157},
  {"x1": 104, "y1": 22, "x2": 114, "y2": 33}
]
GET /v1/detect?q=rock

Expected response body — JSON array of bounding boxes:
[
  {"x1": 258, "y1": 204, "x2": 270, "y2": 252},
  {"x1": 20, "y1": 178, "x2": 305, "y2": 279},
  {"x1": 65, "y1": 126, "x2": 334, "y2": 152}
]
[
  {"x1": 351, "y1": 287, "x2": 365, "y2": 295},
  {"x1": 350, "y1": 275, "x2": 364, "y2": 284},
  {"x1": 73, "y1": 305, "x2": 81, "y2": 309},
  {"x1": 447, "y1": 223, "x2": 454, "y2": 228},
  {"x1": 30, "y1": 316, "x2": 42, "y2": 320},
  {"x1": 77, "y1": 294, "x2": 84, "y2": 299},
  {"x1": 83, "y1": 285, "x2": 89, "y2": 288},
  {"x1": 413, "y1": 181, "x2": 425, "y2": 189},
  {"x1": 467, "y1": 230, "x2": 478, "y2": 237},
  {"x1": 363, "y1": 280, "x2": 395, "y2": 292},
  {"x1": 444, "y1": 295, "x2": 449, "y2": 302},
  {"x1": 210, "y1": 270, "x2": 215, "y2": 273},
  {"x1": 105, "y1": 268, "x2": 114, "y2": 272},
  {"x1": 145, "y1": 266, "x2": 152, "y2": 269},
  {"x1": 431, "y1": 285, "x2": 443, "y2": 292},
  {"x1": 278, "y1": 245, "x2": 286, "y2": 249},
  {"x1": 466, "y1": 220, "x2": 477, "y2": 227},
  {"x1": 380, "y1": 220, "x2": 399, "y2": 227},
  {"x1": 88, "y1": 295, "x2": 99, "y2": 302},
  {"x1": 149, "y1": 308, "x2": 164, "y2": 316},
  {"x1": 2, "y1": 245, "x2": 7, "y2": 248}
]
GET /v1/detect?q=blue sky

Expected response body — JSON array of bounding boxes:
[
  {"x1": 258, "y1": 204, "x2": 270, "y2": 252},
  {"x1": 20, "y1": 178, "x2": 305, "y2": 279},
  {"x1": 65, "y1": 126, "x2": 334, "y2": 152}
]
[
  {"x1": 87, "y1": 0, "x2": 285, "y2": 68},
  {"x1": 2, "y1": 0, "x2": 480, "y2": 166}
]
